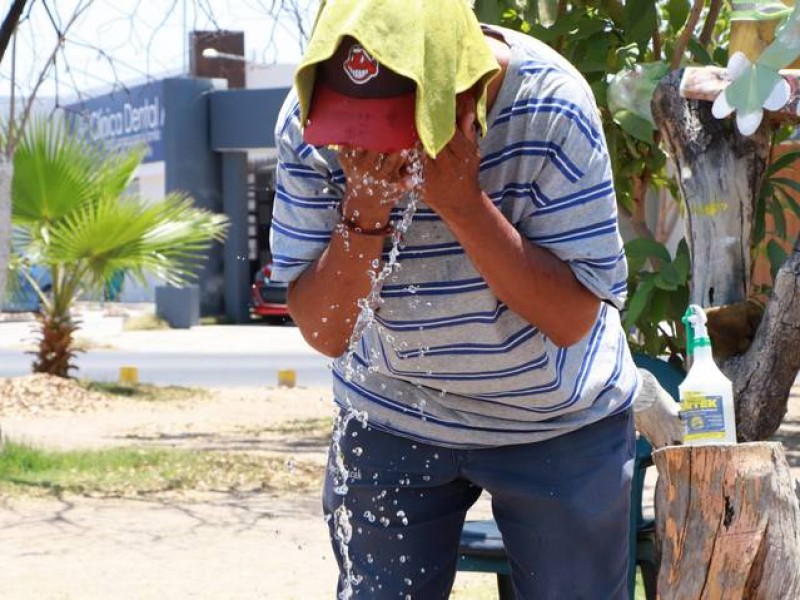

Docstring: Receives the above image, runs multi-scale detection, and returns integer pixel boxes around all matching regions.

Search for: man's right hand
[337,147,415,230]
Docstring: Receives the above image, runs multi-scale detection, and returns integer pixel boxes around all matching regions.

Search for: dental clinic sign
[65,81,165,163]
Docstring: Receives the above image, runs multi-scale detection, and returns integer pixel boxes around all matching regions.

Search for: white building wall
[119,161,166,303]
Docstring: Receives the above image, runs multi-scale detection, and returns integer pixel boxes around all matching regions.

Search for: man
[270,1,640,597]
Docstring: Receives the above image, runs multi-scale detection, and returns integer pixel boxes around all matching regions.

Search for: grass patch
[80,380,209,402]
[0,440,322,497]
[71,337,115,351]
[123,313,170,331]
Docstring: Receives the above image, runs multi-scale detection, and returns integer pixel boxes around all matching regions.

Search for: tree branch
[724,238,800,441]
[699,0,722,49]
[13,0,94,155]
[670,0,704,71]
[0,0,29,65]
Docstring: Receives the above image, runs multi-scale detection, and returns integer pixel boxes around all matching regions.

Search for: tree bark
[652,70,800,440]
[653,443,800,599]
[0,0,28,66]
[724,239,800,441]
[652,69,770,307]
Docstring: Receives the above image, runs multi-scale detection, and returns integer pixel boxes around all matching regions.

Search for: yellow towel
[294,0,501,157]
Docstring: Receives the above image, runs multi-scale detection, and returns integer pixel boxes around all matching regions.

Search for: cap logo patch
[343,44,379,85]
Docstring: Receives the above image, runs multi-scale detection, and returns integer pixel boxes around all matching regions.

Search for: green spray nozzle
[682,304,710,356]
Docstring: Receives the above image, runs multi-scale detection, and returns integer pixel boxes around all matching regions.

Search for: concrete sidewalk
[0,303,316,356]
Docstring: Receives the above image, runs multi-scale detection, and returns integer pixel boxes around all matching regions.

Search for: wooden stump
[653,442,800,599]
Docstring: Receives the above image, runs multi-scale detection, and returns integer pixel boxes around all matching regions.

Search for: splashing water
[331,148,425,599]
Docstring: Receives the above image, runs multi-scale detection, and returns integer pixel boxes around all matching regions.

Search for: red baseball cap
[303,37,419,153]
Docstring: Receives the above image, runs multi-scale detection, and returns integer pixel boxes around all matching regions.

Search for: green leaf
[667,283,690,322]
[12,119,99,224]
[527,13,591,42]
[614,43,641,70]
[713,47,729,67]
[767,150,800,176]
[654,269,679,291]
[687,37,713,65]
[773,181,800,218]
[772,176,800,197]
[672,250,690,282]
[624,0,657,50]
[624,277,655,330]
[766,240,787,280]
[474,0,503,25]
[612,110,654,142]
[648,288,671,323]
[624,238,671,263]
[768,199,787,239]
[573,34,611,73]
[661,260,684,286]
[666,0,690,31]
[11,118,229,308]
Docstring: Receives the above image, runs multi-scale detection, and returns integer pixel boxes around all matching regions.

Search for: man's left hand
[421,94,484,218]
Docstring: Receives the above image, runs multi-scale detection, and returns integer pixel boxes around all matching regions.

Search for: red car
[250,263,291,321]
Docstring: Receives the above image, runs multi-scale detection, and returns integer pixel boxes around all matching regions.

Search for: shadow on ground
[114,431,332,455]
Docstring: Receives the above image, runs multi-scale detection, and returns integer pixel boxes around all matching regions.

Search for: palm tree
[10,120,228,377]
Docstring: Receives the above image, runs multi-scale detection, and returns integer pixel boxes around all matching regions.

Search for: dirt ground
[0,379,496,599]
[0,376,797,599]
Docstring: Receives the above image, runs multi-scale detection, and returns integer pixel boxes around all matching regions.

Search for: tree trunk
[652,70,800,441]
[652,69,770,308]
[653,443,800,599]
[725,239,800,440]
[0,162,12,306]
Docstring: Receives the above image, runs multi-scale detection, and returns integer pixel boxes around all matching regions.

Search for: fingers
[338,147,409,179]
[338,146,416,203]
[437,121,479,166]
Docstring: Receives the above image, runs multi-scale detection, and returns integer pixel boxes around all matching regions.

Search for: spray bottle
[679,304,737,445]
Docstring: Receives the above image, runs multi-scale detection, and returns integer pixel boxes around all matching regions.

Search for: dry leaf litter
[0,375,110,416]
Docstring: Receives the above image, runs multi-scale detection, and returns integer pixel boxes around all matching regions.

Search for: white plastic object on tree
[678,305,738,445]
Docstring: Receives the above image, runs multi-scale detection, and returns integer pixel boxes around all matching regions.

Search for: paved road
[0,349,332,388]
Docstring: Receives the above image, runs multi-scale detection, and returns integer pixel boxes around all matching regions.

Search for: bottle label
[681,392,726,441]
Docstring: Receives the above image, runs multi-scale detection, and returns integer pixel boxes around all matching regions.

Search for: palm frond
[11,119,100,224]
[94,144,148,200]
[46,192,228,290]
[10,117,229,378]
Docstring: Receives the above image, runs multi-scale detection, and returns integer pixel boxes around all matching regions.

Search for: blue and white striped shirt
[270,26,639,448]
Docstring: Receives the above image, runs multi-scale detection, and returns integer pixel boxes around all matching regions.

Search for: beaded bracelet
[337,202,395,237]
[339,217,395,237]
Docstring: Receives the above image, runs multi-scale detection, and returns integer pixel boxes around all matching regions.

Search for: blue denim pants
[322,409,635,599]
